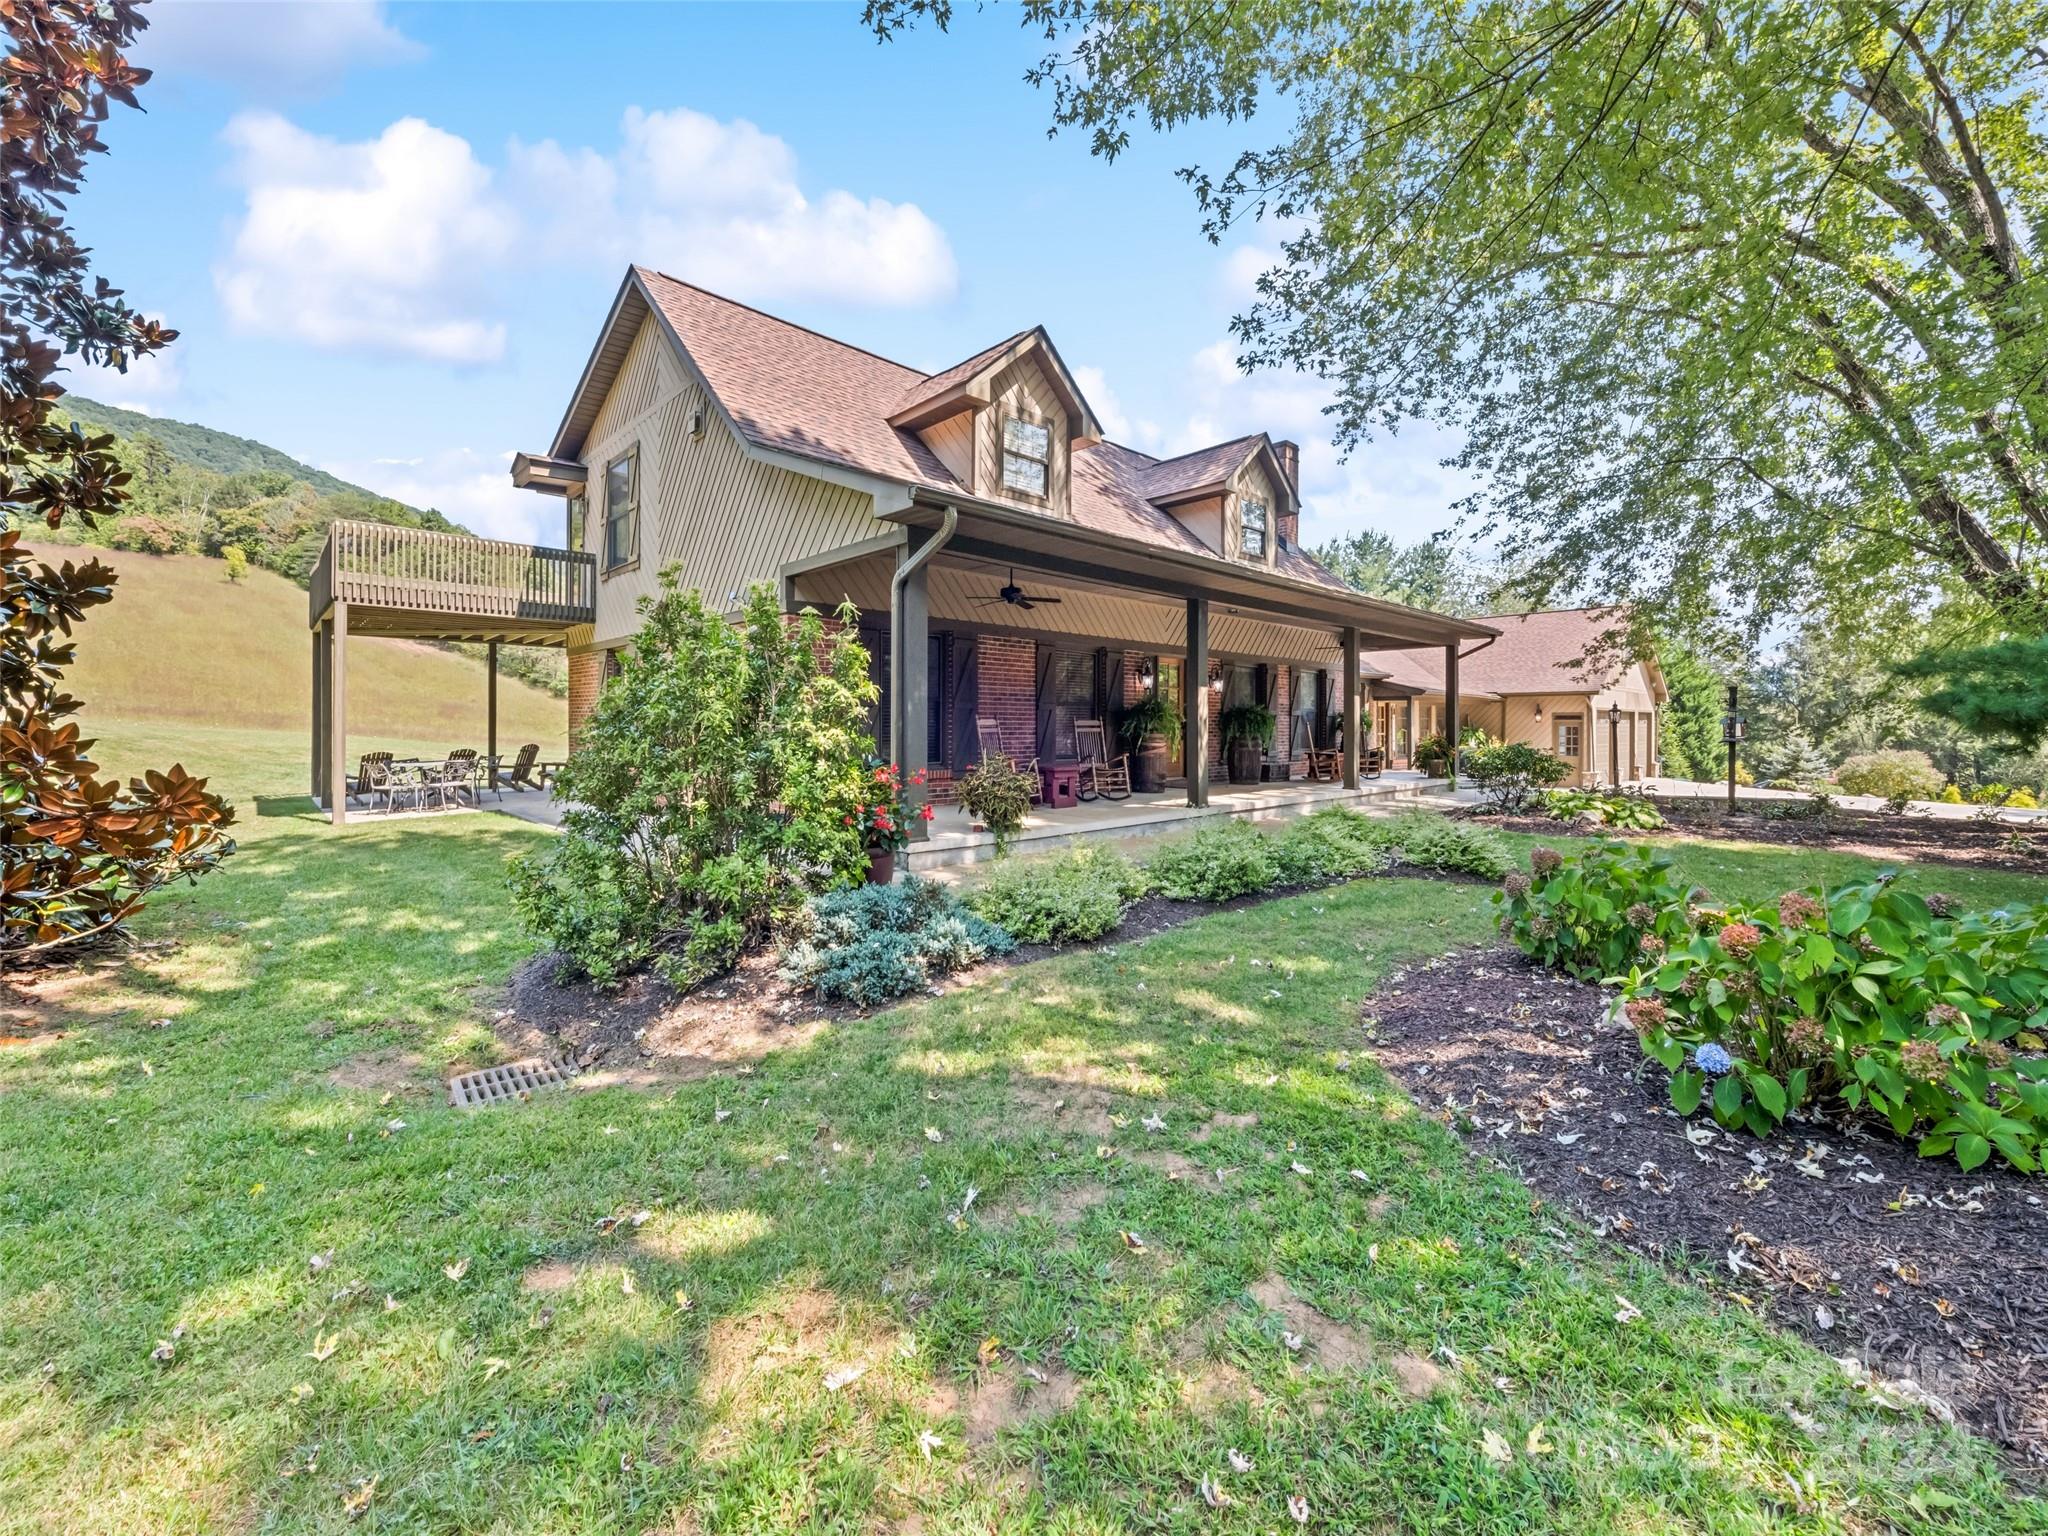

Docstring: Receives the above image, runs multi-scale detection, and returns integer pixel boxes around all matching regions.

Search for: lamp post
[1606,702,1622,789]
[1721,684,1746,812]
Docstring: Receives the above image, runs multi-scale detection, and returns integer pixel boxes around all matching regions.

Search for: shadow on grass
[0,835,2032,1533]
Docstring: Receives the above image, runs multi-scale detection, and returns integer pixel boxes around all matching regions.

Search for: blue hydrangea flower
[1693,1043,1734,1075]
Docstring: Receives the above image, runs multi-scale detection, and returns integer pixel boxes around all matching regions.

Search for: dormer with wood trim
[888,328,1101,519]
[1131,433,1298,569]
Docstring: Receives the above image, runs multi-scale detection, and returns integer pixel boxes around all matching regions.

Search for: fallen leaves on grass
[443,1258,470,1283]
[1479,1428,1515,1464]
[308,1332,339,1363]
[342,1477,376,1519]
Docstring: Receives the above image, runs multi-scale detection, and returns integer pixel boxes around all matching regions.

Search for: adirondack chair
[349,751,395,811]
[975,717,1042,805]
[495,742,542,792]
[1074,719,1131,801]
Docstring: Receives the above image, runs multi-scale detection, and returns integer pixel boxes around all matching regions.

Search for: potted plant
[1414,733,1448,777]
[853,760,930,883]
[958,754,1035,856]
[1120,694,1183,793]
[1219,701,1275,784]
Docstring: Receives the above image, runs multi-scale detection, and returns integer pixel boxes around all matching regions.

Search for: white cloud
[63,318,185,413]
[216,112,516,364]
[325,447,550,546]
[510,107,958,308]
[140,0,421,96]
[1072,364,1162,450]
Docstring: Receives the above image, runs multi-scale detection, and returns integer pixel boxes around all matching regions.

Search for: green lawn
[5,739,2046,1533]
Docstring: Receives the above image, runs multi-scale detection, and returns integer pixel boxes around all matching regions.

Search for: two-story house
[503,267,1492,825]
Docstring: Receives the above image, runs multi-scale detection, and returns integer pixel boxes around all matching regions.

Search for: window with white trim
[1000,416,1051,498]
[1240,499,1268,558]
[603,447,638,571]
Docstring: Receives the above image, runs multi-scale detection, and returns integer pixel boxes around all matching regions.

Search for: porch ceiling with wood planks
[793,550,1392,671]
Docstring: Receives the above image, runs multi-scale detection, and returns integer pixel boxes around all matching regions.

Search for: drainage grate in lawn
[448,1058,575,1109]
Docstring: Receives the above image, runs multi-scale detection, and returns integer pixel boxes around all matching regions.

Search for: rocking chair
[975,717,1043,805]
[1301,718,1342,783]
[1074,719,1132,801]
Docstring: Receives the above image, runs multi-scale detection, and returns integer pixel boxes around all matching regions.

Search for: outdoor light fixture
[1533,702,1543,721]
[1606,702,1624,790]
[1607,703,1622,727]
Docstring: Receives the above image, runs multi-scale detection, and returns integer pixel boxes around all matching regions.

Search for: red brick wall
[976,635,1037,760]
[567,646,606,745]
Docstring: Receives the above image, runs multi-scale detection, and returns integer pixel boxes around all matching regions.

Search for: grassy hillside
[58,394,409,506]
[28,541,567,797]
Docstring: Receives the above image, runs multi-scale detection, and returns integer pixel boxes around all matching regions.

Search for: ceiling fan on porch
[971,568,1063,611]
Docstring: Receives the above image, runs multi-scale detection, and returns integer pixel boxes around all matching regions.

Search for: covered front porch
[908,771,1448,872]
[784,495,1496,839]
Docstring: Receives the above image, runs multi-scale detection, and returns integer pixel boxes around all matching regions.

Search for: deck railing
[310,519,596,626]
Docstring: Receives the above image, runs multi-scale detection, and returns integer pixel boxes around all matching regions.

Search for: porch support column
[328,601,349,826]
[1185,598,1210,808]
[891,531,933,840]
[1407,697,1417,767]
[1341,626,1361,790]
[311,621,327,802]
[1443,643,1461,783]
[486,641,499,781]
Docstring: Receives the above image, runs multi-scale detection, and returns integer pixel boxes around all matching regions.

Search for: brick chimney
[1273,439,1301,549]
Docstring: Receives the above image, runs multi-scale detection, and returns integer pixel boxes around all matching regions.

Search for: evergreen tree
[1894,638,2048,749]
[1657,646,1723,782]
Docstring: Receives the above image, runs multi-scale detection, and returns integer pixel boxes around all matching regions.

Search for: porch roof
[881,494,1494,652]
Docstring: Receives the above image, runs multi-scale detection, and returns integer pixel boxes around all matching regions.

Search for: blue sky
[68,0,1474,550]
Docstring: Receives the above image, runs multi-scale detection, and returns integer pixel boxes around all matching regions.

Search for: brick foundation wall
[567,646,607,744]
[976,635,1036,759]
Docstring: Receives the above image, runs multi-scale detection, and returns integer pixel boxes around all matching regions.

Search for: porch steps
[905,776,1453,874]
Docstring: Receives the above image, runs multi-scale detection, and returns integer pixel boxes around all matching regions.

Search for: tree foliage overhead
[1308,528,1503,615]
[3,1,233,962]
[868,1,2048,640]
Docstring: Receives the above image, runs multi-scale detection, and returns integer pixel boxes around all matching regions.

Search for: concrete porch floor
[908,771,1450,873]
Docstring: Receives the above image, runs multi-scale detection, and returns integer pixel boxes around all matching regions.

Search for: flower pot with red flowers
[852,759,933,883]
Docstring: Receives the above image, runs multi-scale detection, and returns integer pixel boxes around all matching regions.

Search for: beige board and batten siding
[918,411,975,490]
[972,351,1071,516]
[580,316,890,646]
[1229,454,1282,568]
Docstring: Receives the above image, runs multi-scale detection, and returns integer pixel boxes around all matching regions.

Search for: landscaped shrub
[1493,839,1697,979]
[779,878,1014,1004]
[1836,750,1943,803]
[958,754,1036,855]
[965,847,1150,944]
[2010,787,2040,809]
[1970,781,2011,805]
[1623,879,2048,1171]
[1544,788,1667,830]
[1270,807,1396,884]
[1379,813,1515,880]
[1147,821,1280,902]
[1940,783,1965,804]
[1464,741,1571,813]
[508,579,876,989]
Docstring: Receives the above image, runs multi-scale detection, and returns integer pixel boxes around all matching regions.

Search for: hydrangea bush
[1493,840,1697,979]
[1499,842,2048,1171]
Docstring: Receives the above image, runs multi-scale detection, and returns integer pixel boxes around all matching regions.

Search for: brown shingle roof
[637,267,962,489]
[1131,434,1263,501]
[890,330,1034,417]
[1362,607,1648,696]
[628,268,1357,588]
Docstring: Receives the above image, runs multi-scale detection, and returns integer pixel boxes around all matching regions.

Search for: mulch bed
[1459,801,2048,873]
[1368,947,2048,1464]
[496,891,1305,1076]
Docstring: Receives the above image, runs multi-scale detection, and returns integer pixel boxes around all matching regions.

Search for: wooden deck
[309,519,595,643]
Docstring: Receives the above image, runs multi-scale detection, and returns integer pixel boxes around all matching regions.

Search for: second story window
[1240,499,1268,558]
[604,447,638,571]
[1000,416,1051,498]
[566,493,586,555]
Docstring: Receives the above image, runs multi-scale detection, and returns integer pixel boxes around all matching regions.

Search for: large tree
[3,1,233,961]
[868,1,2048,643]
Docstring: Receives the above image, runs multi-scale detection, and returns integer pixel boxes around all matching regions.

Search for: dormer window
[1241,499,1268,558]
[1001,415,1051,499]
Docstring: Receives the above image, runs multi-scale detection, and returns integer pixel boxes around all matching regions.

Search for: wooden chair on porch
[1301,718,1341,783]
[1074,720,1131,801]
[495,743,542,793]
[975,718,1043,805]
